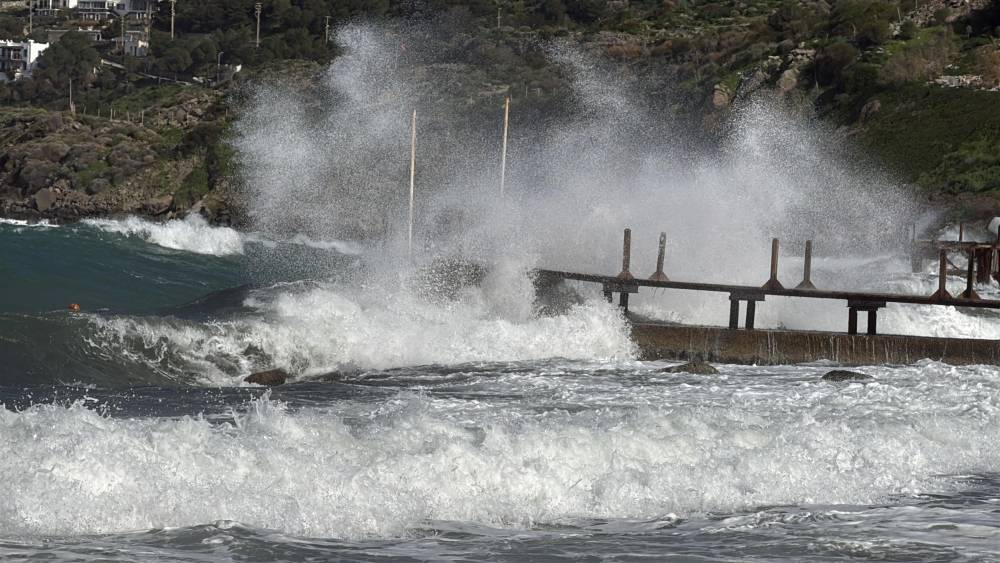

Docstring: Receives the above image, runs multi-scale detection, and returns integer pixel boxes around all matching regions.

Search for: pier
[535,228,1000,366]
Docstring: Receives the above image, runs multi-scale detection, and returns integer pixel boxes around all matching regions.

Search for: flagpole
[499,97,509,198]
[408,109,416,258]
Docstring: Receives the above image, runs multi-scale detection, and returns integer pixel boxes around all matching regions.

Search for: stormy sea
[5,24,1000,562]
[3,211,1000,562]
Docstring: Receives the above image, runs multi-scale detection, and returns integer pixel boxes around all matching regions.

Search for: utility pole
[496,6,501,30]
[255,2,262,48]
[68,79,75,115]
[27,0,32,35]
[324,15,330,43]
[169,0,176,39]
[216,50,223,84]
[121,14,126,55]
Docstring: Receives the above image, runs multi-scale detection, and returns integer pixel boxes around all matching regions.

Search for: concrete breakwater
[631,323,1000,366]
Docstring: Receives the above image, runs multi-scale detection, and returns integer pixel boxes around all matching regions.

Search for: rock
[33,188,58,212]
[822,370,873,382]
[661,360,719,375]
[143,194,173,215]
[777,67,799,94]
[19,159,60,193]
[245,368,289,386]
[86,178,111,195]
[711,83,732,109]
[859,99,881,123]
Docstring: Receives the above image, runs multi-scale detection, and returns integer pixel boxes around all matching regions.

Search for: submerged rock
[822,370,872,382]
[245,368,289,386]
[661,361,719,375]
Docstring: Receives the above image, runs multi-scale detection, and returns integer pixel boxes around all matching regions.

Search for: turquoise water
[3,217,1000,562]
[0,221,243,315]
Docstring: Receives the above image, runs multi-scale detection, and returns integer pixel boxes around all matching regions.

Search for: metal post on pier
[847,299,885,335]
[796,240,816,289]
[959,223,965,243]
[649,232,669,282]
[611,228,638,314]
[930,249,952,301]
[994,228,1000,284]
[617,228,634,281]
[976,248,992,284]
[962,249,981,300]
[762,238,784,290]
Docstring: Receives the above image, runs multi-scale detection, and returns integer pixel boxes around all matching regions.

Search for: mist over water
[6,20,1000,562]
[232,22,929,339]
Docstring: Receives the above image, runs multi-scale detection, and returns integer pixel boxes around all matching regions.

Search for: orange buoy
[68,303,81,312]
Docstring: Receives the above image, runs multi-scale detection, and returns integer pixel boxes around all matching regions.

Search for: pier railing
[535,228,1000,336]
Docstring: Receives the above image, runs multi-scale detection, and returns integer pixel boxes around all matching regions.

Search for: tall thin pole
[499,96,509,198]
[408,109,416,257]
[170,0,176,39]
[255,2,262,48]
[324,15,330,43]
[27,0,32,35]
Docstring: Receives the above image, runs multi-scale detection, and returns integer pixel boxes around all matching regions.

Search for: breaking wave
[83,215,246,256]
[3,361,1000,538]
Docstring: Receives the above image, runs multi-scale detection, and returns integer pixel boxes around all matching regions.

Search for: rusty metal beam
[762,238,784,290]
[649,232,669,282]
[795,240,816,290]
[534,268,1000,309]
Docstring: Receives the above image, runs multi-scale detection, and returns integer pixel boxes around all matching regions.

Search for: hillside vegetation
[1,0,999,222]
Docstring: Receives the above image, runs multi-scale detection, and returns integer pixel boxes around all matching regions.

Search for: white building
[77,0,115,20]
[0,40,49,80]
[77,0,152,21]
[32,0,78,16]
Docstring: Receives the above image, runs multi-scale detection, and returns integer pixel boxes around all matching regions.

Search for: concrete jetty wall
[631,323,1000,366]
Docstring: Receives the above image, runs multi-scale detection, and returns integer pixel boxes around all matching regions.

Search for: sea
[2,215,1000,562]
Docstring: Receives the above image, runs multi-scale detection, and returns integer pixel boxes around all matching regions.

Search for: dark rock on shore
[245,368,290,386]
[661,360,719,375]
[822,370,873,382]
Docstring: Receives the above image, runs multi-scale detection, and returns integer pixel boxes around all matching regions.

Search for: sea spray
[85,279,636,385]
[232,22,923,338]
[83,215,246,256]
[3,362,1000,538]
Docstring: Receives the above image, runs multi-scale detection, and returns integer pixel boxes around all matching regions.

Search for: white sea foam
[85,276,635,385]
[3,362,999,538]
[0,218,57,228]
[83,215,245,256]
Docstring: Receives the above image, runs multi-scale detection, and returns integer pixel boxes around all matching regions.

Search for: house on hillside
[116,0,153,19]
[47,27,103,43]
[76,0,152,21]
[0,40,49,80]
[76,0,114,19]
[32,0,78,16]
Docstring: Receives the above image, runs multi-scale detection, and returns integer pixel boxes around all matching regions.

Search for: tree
[33,32,100,90]
[156,46,193,76]
[814,40,858,87]
[829,0,895,47]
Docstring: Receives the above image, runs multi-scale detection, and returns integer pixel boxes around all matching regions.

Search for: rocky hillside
[0,90,241,224]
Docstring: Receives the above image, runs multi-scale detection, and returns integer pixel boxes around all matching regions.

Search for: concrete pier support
[632,323,1000,366]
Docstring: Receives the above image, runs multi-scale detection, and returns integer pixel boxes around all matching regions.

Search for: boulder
[245,368,289,386]
[33,187,58,212]
[822,370,872,382]
[142,194,173,215]
[859,99,882,123]
[86,178,111,195]
[19,159,60,193]
[777,67,799,94]
[661,360,719,375]
[711,83,732,109]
